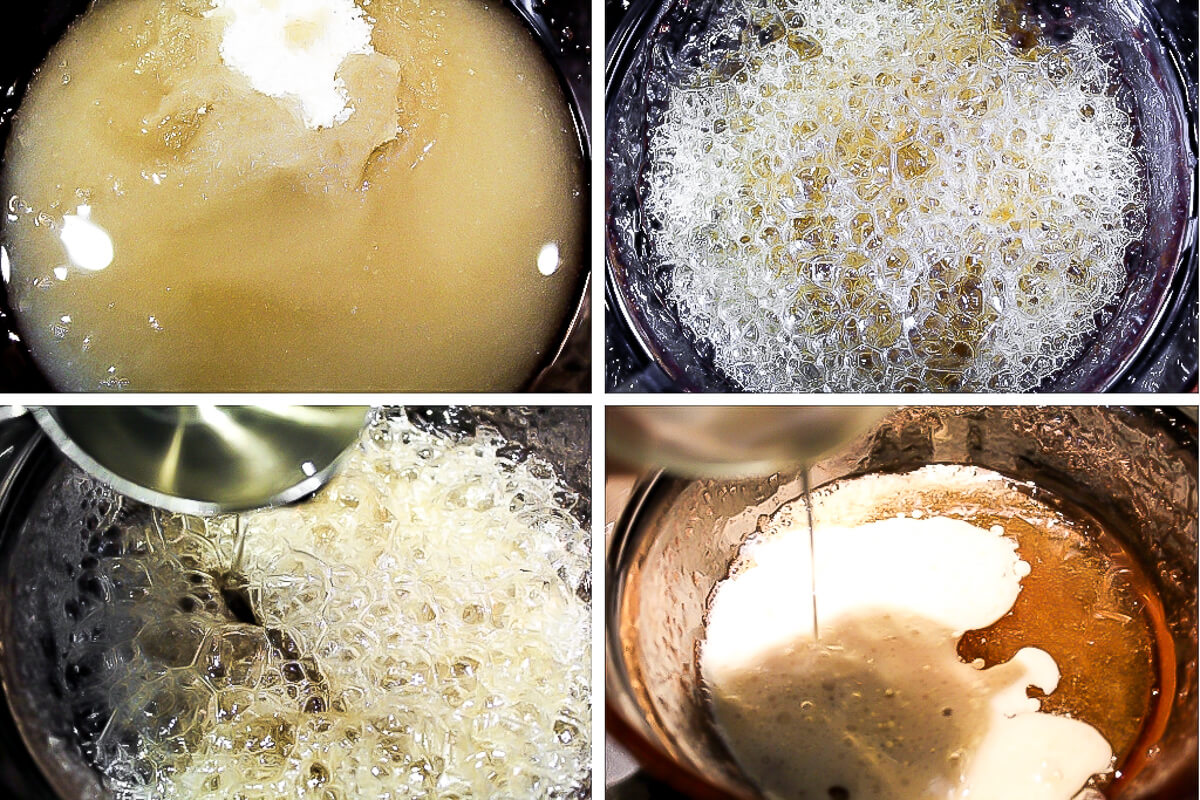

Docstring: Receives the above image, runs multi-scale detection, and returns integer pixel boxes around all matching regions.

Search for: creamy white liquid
[702,468,1113,799]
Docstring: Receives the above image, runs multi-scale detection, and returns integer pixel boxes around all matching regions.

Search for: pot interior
[1,406,591,798]
[609,407,1197,798]
[605,0,1195,392]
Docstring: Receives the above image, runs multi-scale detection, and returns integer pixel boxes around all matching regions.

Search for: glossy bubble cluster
[644,0,1144,391]
[35,410,590,799]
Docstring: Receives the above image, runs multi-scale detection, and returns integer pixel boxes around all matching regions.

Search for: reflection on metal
[32,405,369,515]
[607,406,890,478]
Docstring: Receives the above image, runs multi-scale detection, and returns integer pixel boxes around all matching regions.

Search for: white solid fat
[207,0,375,129]
[701,512,1114,800]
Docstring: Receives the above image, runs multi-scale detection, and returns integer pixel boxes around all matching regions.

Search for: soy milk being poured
[702,466,1116,799]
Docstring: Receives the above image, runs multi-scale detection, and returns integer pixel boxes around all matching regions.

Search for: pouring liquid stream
[231,514,246,574]
[219,513,259,627]
[801,465,818,640]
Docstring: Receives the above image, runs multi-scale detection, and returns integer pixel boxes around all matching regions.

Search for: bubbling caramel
[25,411,591,798]
[2,0,584,390]
[645,0,1144,391]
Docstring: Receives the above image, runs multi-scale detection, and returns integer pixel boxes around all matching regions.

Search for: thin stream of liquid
[230,513,246,574]
[801,465,818,640]
[217,513,257,627]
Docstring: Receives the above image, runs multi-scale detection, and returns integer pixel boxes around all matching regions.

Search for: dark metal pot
[605,0,1197,393]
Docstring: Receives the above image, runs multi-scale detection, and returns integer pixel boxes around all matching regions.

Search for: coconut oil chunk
[1,0,584,390]
[208,0,377,129]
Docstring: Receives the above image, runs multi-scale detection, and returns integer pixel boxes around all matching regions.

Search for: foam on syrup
[702,467,1114,799]
[19,410,591,798]
[645,0,1144,391]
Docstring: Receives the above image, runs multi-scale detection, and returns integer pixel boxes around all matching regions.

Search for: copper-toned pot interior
[607,407,1197,799]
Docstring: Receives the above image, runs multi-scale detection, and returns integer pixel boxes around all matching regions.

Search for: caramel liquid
[953,490,1170,792]
[2,0,585,390]
[843,473,1168,791]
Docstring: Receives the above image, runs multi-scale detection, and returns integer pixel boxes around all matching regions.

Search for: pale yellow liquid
[2,0,585,390]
